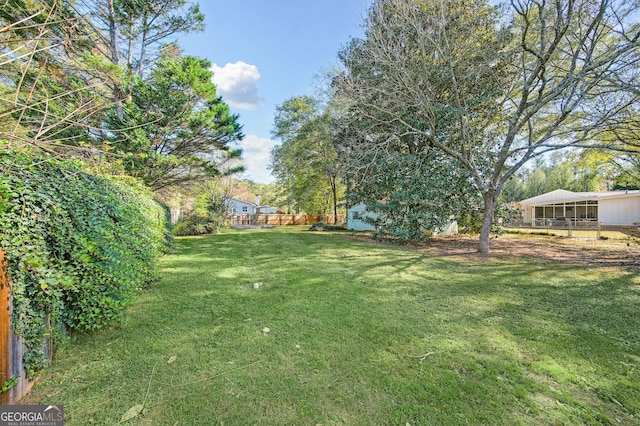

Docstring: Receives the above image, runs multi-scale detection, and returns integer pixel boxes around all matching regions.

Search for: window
[242,206,248,213]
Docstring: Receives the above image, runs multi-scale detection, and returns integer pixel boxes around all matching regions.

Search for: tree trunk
[106,0,124,119]
[331,176,338,224]
[106,0,123,119]
[479,189,498,254]
[126,21,134,69]
[137,13,148,77]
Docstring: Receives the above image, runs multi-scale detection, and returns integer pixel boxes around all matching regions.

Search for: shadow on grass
[23,228,640,425]
[165,230,640,423]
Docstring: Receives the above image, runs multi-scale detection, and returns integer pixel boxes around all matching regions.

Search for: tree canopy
[1,0,246,193]
[270,96,343,218]
[333,0,640,252]
[0,0,109,149]
[107,54,244,190]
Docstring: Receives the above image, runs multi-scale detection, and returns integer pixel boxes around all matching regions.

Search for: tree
[500,153,608,202]
[270,96,343,219]
[66,0,204,121]
[334,0,640,253]
[0,0,205,152]
[353,151,481,241]
[99,0,205,77]
[0,0,112,150]
[106,54,244,190]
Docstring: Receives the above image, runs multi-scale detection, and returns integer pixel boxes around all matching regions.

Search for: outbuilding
[347,203,377,231]
[346,203,458,235]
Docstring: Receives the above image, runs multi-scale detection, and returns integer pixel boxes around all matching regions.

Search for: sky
[180,0,373,183]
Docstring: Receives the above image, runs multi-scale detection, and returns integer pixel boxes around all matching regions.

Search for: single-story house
[518,189,640,227]
[347,203,458,235]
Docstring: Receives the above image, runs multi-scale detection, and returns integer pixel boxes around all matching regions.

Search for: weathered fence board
[0,248,38,404]
[0,248,10,404]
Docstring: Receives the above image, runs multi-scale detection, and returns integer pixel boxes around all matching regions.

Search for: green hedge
[0,149,172,376]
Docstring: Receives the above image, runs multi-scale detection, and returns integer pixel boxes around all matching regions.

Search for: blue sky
[181,0,373,183]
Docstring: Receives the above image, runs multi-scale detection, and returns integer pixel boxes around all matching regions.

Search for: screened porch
[531,200,598,227]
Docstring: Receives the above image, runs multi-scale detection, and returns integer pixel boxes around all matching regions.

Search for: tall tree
[611,155,640,189]
[0,0,205,152]
[500,153,608,202]
[111,0,204,76]
[0,0,111,149]
[106,54,244,190]
[74,0,204,118]
[334,0,640,253]
[270,96,343,219]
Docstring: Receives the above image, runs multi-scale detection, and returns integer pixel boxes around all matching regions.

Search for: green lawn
[24,227,640,425]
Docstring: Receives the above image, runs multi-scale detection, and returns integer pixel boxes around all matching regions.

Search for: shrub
[173,192,228,236]
[0,149,172,376]
[309,222,347,232]
[173,211,224,236]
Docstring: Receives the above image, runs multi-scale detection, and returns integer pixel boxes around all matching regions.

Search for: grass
[23,227,640,425]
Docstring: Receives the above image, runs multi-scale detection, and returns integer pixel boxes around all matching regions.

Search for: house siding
[347,204,377,231]
[599,197,640,225]
[226,198,255,214]
[257,206,278,214]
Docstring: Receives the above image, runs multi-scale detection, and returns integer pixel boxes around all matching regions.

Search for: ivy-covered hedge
[0,149,172,376]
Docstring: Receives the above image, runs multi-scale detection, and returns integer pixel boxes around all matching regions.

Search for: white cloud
[211,62,263,110]
[239,134,277,183]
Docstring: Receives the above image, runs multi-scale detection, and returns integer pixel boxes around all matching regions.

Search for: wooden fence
[229,214,343,227]
[0,248,39,404]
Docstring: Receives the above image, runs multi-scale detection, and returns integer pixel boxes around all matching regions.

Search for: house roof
[519,189,640,206]
[226,197,256,206]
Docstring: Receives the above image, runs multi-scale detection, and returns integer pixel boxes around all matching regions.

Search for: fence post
[566,219,572,237]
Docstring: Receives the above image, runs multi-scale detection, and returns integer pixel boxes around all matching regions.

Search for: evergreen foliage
[173,191,228,236]
[107,54,244,190]
[0,148,172,376]
[352,153,479,242]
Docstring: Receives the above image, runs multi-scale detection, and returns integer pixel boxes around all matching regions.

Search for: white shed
[347,203,377,231]
[347,203,458,235]
[519,189,640,226]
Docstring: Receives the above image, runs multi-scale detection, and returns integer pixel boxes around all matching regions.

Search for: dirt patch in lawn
[346,232,640,271]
